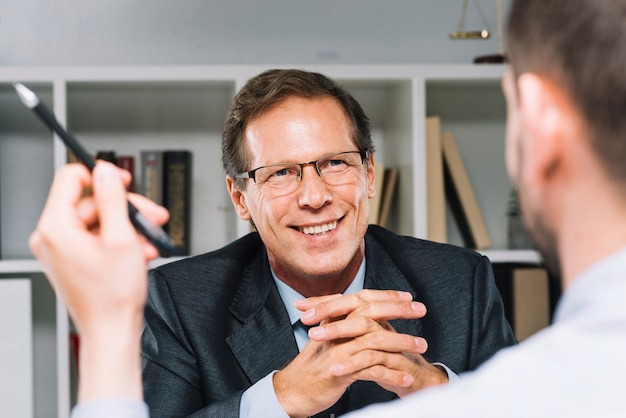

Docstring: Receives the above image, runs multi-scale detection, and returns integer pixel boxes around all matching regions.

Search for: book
[441,131,491,250]
[493,265,551,341]
[95,150,118,165]
[425,116,447,243]
[140,150,164,205]
[368,160,386,225]
[117,155,136,192]
[70,332,80,373]
[163,150,192,256]
[378,167,399,228]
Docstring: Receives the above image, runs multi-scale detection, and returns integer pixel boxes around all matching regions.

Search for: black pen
[14,82,174,258]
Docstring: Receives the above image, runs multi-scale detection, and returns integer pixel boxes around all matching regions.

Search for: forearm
[78,310,144,402]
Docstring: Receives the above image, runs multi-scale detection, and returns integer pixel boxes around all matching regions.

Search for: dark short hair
[507,0,626,183]
[221,69,374,189]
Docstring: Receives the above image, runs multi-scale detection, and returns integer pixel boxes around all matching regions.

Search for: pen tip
[14,82,39,109]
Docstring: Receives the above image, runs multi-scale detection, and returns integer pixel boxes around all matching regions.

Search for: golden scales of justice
[449,0,507,63]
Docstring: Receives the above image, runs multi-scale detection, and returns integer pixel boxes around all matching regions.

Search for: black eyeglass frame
[233,150,369,183]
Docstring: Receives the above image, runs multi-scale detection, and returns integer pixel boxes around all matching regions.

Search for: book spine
[95,150,118,165]
[443,158,476,248]
[163,150,192,256]
[140,151,164,205]
[117,155,136,193]
[378,167,398,228]
[425,116,447,243]
[441,131,491,250]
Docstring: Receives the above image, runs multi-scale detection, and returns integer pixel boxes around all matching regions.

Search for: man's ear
[226,177,252,220]
[367,153,376,199]
[516,73,568,184]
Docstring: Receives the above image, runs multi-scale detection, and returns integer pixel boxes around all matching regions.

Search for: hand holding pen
[29,162,164,402]
[14,83,174,257]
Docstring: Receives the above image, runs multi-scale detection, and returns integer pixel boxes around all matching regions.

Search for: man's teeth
[300,221,338,235]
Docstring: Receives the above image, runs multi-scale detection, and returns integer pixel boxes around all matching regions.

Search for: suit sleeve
[142,269,241,418]
[467,256,517,370]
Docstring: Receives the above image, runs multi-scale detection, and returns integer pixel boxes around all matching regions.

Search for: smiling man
[141,69,515,418]
[342,1,626,417]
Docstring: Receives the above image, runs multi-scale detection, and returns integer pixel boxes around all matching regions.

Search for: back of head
[507,0,626,185]
[221,69,374,187]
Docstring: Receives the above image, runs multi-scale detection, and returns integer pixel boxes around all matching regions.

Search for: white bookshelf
[0,64,540,417]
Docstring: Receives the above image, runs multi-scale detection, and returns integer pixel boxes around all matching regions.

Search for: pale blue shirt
[346,246,626,418]
[70,398,149,418]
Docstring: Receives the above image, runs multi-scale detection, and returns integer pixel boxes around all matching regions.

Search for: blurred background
[1,0,511,66]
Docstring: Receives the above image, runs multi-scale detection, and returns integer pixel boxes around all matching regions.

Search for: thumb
[92,161,133,240]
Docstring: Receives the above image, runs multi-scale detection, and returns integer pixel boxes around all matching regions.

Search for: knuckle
[315,300,331,317]
[368,365,386,380]
[366,330,387,347]
[402,301,415,315]
[355,316,373,330]
[361,349,378,365]
[356,288,372,300]
[36,223,57,247]
[347,293,363,306]
[323,321,338,335]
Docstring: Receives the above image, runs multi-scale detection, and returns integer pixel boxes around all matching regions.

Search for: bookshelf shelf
[0,259,42,274]
[0,64,520,417]
[481,249,542,265]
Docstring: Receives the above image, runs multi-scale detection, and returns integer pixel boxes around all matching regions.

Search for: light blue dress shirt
[346,246,626,418]
[71,398,149,418]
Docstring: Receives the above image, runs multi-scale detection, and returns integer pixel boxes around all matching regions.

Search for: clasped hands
[273,289,448,418]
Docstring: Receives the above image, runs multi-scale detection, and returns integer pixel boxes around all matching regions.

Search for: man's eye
[329,159,346,167]
[320,159,348,171]
[268,167,297,180]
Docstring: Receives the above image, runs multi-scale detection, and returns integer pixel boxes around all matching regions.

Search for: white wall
[1,0,511,66]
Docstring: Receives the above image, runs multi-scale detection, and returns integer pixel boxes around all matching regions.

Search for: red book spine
[117,155,136,192]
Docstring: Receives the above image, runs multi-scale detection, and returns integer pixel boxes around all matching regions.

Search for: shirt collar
[554,245,626,323]
[273,256,366,326]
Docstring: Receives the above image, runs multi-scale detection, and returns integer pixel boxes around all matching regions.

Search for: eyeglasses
[234,150,368,195]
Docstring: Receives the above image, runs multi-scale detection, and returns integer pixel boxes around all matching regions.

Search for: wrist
[77,313,144,402]
[431,363,450,384]
[273,370,308,418]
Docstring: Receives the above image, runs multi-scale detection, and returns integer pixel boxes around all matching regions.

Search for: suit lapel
[364,235,423,338]
[225,250,299,384]
[344,236,424,408]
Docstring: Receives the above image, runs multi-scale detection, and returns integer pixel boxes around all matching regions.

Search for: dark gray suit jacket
[142,225,516,417]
